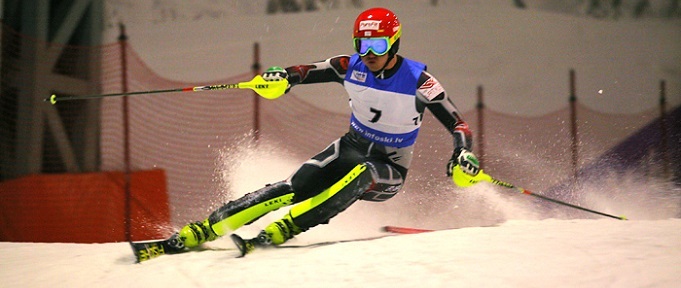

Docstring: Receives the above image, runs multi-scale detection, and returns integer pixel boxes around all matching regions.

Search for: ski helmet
[353,7,401,57]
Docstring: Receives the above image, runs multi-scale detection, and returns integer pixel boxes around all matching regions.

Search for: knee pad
[360,161,404,202]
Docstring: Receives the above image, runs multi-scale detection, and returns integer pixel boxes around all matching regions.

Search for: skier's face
[360,52,392,72]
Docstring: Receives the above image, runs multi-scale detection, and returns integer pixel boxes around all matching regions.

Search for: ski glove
[447,147,480,177]
[262,66,291,93]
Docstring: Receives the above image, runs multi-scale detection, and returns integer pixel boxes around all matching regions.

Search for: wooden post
[569,69,579,180]
[252,42,262,142]
[659,80,669,179]
[119,23,132,242]
[477,85,485,169]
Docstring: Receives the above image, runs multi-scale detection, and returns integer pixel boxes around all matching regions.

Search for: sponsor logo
[351,71,367,82]
[359,20,381,31]
[387,151,402,162]
[418,78,445,101]
[264,198,281,207]
[138,244,164,261]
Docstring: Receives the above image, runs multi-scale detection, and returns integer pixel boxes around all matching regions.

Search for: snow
[3,142,680,287]
[2,218,680,287]
[3,164,681,287]
[5,149,680,287]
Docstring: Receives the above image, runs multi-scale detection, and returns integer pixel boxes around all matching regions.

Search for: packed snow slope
[4,150,681,287]
[3,137,680,287]
[2,218,680,287]
[3,165,681,287]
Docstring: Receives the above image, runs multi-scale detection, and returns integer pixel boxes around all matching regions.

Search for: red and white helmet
[353,7,402,56]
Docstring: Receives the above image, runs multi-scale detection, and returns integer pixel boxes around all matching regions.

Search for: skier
[169,7,479,254]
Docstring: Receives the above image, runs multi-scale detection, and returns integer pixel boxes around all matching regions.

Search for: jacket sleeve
[415,71,473,151]
[284,55,350,88]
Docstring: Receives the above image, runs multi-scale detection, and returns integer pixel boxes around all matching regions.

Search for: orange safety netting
[1,23,670,241]
[99,44,660,227]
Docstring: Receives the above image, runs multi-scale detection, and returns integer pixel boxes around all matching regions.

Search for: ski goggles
[353,37,391,56]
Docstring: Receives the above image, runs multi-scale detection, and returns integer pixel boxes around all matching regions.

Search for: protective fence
[1,25,674,242]
[97,42,667,228]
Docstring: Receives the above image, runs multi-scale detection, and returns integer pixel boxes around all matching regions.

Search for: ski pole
[451,165,628,220]
[45,75,288,104]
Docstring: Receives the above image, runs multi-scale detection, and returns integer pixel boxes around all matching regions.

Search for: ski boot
[178,219,219,248]
[230,214,302,257]
[130,220,218,262]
